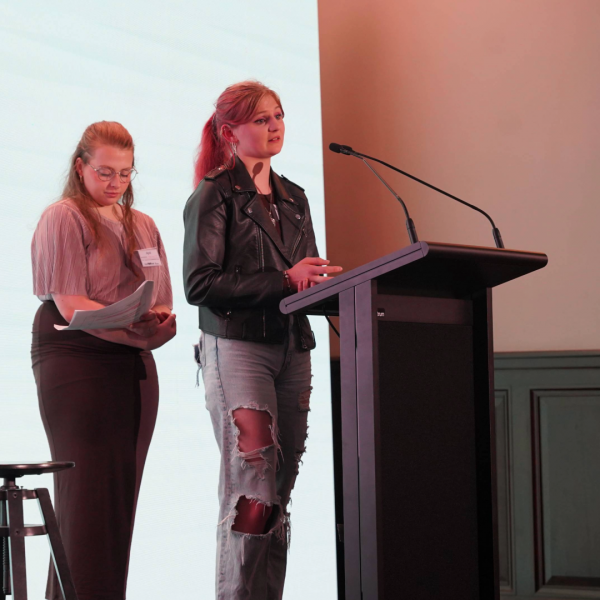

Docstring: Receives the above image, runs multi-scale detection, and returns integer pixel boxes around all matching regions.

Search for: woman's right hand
[145,314,177,350]
[287,257,343,292]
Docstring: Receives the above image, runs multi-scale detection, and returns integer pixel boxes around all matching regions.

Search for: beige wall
[319,0,600,353]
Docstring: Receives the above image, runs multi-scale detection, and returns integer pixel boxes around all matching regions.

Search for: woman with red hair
[183,81,342,599]
[31,121,176,600]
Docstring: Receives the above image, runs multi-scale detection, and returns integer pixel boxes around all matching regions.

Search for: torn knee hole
[231,496,276,535]
[232,407,275,452]
[231,406,280,475]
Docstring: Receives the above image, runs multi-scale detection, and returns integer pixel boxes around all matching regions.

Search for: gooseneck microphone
[329,143,355,156]
[329,143,505,248]
[329,144,419,244]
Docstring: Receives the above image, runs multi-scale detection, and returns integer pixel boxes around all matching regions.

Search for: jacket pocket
[298,315,317,351]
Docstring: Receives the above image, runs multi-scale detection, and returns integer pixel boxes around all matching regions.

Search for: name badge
[137,247,162,267]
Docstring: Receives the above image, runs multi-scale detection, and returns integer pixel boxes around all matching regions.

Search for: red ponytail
[193,81,283,187]
[193,114,227,188]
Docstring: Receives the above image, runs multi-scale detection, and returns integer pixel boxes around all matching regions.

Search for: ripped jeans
[197,322,312,600]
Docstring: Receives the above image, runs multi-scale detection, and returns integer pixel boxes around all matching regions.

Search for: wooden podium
[280,241,548,600]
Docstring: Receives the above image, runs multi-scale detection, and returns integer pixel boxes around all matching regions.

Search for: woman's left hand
[129,311,160,337]
[154,311,171,324]
[145,314,177,350]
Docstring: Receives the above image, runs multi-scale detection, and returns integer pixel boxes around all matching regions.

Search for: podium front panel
[339,282,499,600]
[377,320,480,599]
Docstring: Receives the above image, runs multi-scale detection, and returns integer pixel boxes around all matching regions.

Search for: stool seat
[0,462,75,479]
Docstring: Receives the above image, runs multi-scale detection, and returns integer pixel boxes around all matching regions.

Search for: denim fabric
[198,320,312,600]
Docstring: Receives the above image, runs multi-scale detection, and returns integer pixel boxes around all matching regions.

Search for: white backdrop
[0,1,337,597]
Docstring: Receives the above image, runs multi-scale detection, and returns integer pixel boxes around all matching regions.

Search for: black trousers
[31,301,159,600]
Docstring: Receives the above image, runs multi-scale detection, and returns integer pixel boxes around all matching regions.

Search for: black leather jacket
[183,159,319,349]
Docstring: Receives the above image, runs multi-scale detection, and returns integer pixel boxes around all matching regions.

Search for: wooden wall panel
[496,390,514,594]
[495,352,600,600]
[531,389,600,596]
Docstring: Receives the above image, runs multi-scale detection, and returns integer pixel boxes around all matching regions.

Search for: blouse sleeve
[31,203,89,298]
[154,227,173,310]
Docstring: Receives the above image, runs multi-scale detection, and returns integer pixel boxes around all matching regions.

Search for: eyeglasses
[87,164,138,183]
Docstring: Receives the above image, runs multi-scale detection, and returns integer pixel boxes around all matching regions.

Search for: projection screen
[0,1,336,597]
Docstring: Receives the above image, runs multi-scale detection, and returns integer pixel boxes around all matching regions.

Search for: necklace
[255,178,278,227]
[268,202,280,227]
[260,193,279,227]
[258,190,279,227]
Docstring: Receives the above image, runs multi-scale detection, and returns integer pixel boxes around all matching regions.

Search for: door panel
[495,352,600,600]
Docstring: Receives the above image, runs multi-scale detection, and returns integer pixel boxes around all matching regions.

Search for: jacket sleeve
[183,180,286,308]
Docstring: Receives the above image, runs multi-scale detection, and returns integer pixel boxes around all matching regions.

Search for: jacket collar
[229,159,305,265]
[271,171,297,206]
[226,157,256,193]
[227,158,298,205]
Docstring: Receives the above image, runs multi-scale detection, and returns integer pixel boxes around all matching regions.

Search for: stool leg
[6,490,27,599]
[0,498,9,600]
[36,489,78,600]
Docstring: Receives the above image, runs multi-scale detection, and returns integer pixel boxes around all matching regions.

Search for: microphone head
[329,143,355,155]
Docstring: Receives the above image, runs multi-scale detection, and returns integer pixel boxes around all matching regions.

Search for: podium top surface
[280,241,547,315]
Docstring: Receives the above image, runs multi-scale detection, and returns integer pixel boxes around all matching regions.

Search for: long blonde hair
[63,121,137,259]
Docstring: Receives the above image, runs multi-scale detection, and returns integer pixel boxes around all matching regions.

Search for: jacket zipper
[291,214,308,348]
[257,226,265,272]
[280,202,306,259]
[290,220,305,259]
[257,226,267,337]
[289,216,305,346]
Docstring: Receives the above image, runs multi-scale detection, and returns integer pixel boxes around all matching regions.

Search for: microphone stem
[357,152,504,248]
[359,157,419,244]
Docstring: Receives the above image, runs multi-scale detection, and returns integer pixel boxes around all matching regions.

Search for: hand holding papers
[54,281,155,331]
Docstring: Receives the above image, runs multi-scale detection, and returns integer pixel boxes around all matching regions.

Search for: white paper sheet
[54,280,155,331]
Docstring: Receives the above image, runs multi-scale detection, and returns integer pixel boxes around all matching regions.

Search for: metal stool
[0,462,77,600]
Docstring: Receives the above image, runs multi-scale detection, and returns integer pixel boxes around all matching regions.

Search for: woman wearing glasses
[31,121,176,600]
[183,81,342,599]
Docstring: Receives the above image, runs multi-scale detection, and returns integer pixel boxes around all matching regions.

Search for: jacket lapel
[272,173,305,258]
[231,162,303,265]
[242,196,292,264]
